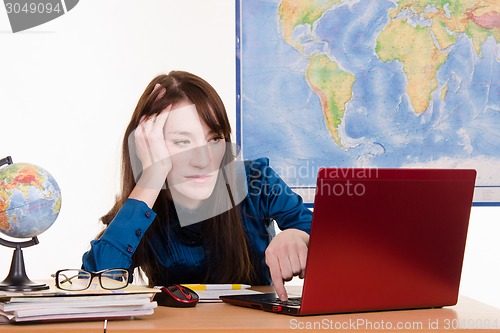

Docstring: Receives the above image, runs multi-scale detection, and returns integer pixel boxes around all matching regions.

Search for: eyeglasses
[52,268,129,291]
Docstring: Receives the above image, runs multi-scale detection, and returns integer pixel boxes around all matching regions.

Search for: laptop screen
[300,168,476,315]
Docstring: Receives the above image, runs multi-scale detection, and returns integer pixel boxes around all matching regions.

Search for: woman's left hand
[265,228,309,301]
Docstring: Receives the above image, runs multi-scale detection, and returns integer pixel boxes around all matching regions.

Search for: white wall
[1,0,499,309]
[0,0,236,287]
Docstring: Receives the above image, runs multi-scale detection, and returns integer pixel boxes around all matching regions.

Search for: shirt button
[145,211,152,218]
[135,229,142,237]
[127,246,133,253]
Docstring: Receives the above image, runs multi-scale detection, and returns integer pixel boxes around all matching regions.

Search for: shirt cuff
[100,198,156,257]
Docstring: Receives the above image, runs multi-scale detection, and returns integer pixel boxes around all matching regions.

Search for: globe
[0,162,62,239]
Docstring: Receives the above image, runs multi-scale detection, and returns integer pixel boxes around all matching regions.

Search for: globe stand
[0,236,49,291]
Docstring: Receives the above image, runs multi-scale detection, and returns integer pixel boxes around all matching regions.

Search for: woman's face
[164,101,226,208]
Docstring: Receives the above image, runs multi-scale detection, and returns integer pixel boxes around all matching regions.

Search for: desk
[2,287,500,333]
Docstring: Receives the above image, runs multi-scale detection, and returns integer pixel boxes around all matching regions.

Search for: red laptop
[220,168,477,315]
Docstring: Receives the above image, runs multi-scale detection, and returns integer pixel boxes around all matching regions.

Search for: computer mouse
[153,284,199,308]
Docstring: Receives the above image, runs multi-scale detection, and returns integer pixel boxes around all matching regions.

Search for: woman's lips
[185,174,212,183]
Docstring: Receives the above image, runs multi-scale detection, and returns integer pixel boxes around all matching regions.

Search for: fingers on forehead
[152,83,166,101]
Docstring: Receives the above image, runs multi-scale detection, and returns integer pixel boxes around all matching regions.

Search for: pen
[181,284,251,291]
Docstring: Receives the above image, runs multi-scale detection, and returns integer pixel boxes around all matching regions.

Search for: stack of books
[0,282,158,323]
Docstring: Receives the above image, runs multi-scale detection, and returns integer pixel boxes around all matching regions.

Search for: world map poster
[236,0,500,204]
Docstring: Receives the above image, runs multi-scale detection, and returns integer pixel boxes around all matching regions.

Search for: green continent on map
[276,0,500,151]
[278,0,355,146]
[278,0,341,51]
[376,20,448,114]
[306,54,355,148]
[376,0,500,114]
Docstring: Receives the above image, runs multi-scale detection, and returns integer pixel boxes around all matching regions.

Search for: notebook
[220,168,477,315]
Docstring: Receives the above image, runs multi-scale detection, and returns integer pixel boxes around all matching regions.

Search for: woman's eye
[173,139,190,146]
[209,136,224,144]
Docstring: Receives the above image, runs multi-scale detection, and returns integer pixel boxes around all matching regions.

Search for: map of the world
[237,0,500,203]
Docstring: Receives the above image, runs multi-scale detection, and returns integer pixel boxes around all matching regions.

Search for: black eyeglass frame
[52,268,129,291]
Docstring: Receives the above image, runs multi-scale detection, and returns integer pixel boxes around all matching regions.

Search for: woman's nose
[190,144,212,169]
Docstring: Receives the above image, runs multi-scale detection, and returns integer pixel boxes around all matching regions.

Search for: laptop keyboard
[272,297,302,306]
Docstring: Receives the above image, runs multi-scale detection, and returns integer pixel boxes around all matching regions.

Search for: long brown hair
[99,71,254,285]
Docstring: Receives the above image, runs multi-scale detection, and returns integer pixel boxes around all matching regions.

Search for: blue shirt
[82,158,312,285]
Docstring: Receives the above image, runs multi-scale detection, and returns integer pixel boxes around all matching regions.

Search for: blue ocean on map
[239,0,500,190]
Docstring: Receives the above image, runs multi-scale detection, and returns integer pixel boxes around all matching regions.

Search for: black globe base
[0,237,49,292]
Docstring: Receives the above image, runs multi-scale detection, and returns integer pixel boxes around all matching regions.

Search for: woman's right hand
[135,106,172,173]
[129,105,172,208]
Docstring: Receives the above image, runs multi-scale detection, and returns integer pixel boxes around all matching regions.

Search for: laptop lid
[300,168,476,315]
[221,168,476,316]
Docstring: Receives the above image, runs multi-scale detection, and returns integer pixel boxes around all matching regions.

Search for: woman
[82,71,311,300]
